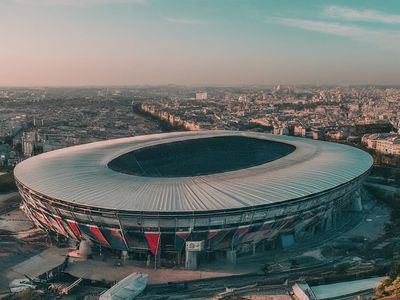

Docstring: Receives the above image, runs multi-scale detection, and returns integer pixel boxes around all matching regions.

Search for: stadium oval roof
[14,131,373,213]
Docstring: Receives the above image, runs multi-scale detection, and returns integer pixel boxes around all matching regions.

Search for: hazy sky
[1,0,400,86]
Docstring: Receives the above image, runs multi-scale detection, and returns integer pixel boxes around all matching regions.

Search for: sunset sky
[1,0,400,86]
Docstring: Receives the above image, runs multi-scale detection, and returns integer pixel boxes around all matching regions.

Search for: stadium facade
[14,131,373,268]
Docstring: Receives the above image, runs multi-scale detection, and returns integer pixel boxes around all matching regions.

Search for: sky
[0,0,400,86]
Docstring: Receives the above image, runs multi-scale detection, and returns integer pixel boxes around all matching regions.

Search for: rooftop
[14,131,373,213]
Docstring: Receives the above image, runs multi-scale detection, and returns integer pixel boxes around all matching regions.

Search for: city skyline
[1,0,400,86]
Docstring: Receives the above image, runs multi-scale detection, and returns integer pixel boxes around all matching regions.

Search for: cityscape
[1,86,399,167]
[1,1,400,300]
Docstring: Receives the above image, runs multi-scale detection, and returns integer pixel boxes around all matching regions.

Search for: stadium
[14,131,373,268]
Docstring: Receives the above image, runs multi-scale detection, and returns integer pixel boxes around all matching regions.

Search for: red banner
[207,230,219,240]
[110,228,124,239]
[175,231,191,251]
[67,219,82,240]
[207,228,233,250]
[232,225,251,247]
[176,231,191,239]
[101,228,128,251]
[89,225,111,247]
[58,217,79,239]
[145,232,161,255]
[46,214,68,236]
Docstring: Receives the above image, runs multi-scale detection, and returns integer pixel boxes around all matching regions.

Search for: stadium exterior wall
[15,169,369,257]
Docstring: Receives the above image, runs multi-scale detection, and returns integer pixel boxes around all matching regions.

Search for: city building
[21,131,37,157]
[293,125,307,137]
[195,92,207,100]
[362,133,400,155]
[273,126,290,135]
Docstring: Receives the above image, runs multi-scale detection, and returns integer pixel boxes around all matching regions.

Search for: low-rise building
[362,132,400,155]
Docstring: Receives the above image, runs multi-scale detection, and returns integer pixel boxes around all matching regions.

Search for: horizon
[2,83,400,89]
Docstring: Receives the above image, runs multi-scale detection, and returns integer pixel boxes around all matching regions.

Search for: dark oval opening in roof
[107,135,296,177]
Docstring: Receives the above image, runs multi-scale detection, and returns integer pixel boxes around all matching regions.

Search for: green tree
[389,261,400,280]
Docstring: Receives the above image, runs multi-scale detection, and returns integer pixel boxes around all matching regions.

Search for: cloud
[8,0,148,6]
[272,17,400,51]
[163,17,212,25]
[326,6,400,25]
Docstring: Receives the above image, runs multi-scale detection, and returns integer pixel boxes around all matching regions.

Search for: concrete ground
[0,192,19,205]
[340,203,388,242]
[65,258,236,284]
[6,247,67,282]
[0,192,47,295]
[0,209,35,233]
[236,295,292,300]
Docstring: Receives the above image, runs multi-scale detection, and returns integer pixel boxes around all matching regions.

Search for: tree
[4,135,12,145]
[389,261,400,280]
[335,262,350,274]
[15,142,22,155]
